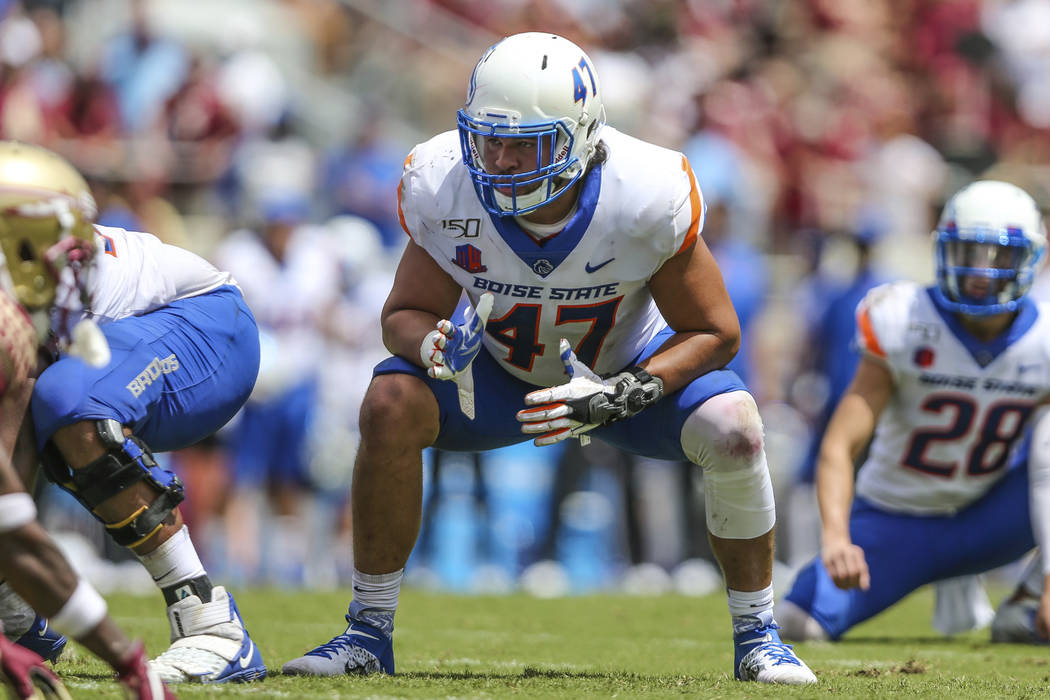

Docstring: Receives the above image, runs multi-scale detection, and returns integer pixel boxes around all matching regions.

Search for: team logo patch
[453,244,487,273]
[913,346,935,368]
[532,259,554,276]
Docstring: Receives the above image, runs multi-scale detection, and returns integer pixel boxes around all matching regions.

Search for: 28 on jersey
[854,281,1050,514]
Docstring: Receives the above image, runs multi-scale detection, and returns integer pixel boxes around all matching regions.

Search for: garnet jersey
[53,224,237,327]
[853,281,1050,515]
[0,289,36,400]
[397,126,704,387]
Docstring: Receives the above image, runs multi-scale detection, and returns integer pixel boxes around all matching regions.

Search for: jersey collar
[486,164,602,278]
[926,287,1039,367]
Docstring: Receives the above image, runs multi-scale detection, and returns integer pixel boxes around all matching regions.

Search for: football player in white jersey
[778,180,1050,644]
[282,32,815,685]
[0,143,174,698]
[0,141,266,684]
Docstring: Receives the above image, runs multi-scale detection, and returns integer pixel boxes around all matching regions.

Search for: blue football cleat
[734,613,817,684]
[149,586,266,683]
[281,614,394,676]
[15,615,67,664]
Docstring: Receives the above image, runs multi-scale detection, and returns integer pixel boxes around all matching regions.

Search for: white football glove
[420,292,494,419]
[65,318,111,368]
[517,338,664,446]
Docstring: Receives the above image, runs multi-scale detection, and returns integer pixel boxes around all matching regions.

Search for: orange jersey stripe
[856,306,886,358]
[676,156,702,255]
[397,153,413,238]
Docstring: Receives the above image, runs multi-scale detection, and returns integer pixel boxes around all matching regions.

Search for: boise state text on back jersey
[397,126,705,387]
[853,281,1050,515]
[53,224,237,327]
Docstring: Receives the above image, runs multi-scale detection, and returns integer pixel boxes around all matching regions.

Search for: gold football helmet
[0,141,97,310]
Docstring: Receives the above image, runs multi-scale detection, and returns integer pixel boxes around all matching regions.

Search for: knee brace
[41,419,184,548]
[680,391,776,540]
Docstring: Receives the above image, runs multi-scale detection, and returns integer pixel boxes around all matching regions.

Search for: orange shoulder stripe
[856,306,886,358]
[676,155,702,255]
[397,153,413,238]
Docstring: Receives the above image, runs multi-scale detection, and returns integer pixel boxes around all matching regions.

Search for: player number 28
[902,394,1033,477]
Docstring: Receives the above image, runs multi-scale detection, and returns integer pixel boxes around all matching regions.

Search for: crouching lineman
[778,180,1050,645]
[282,33,816,684]
[0,148,173,697]
[0,141,266,684]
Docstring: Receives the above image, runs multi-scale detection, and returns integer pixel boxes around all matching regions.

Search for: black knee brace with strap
[41,419,185,548]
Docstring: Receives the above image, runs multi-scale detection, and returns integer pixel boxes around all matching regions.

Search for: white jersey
[53,224,237,327]
[854,281,1050,514]
[397,127,705,387]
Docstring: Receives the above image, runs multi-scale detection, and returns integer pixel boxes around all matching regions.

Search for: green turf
[53,586,1049,698]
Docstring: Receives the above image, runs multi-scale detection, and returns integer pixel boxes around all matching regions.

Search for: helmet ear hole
[18,239,34,262]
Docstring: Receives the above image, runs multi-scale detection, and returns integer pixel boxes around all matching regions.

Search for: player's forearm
[638,328,738,395]
[381,308,446,367]
[816,440,856,545]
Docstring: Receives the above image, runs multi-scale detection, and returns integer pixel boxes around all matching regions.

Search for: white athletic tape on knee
[0,493,37,532]
[51,579,108,639]
[680,391,776,539]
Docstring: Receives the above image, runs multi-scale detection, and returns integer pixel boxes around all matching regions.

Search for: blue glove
[420,292,494,380]
[420,292,494,419]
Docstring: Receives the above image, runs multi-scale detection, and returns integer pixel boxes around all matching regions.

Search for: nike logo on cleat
[347,628,380,641]
[737,633,773,646]
[585,257,615,273]
[238,640,255,669]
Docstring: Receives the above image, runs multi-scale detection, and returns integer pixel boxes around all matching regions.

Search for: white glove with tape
[517,338,664,446]
[420,292,494,419]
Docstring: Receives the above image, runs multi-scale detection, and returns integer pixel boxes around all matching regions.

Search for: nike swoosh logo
[585,257,615,273]
[457,333,481,358]
[238,639,255,669]
[37,620,48,637]
[347,627,380,641]
[737,633,773,647]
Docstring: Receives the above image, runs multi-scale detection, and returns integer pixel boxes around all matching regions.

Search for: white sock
[351,568,403,611]
[349,568,403,636]
[728,585,775,633]
[136,525,207,588]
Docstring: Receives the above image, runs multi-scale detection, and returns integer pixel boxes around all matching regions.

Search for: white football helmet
[457,32,606,217]
[932,180,1046,315]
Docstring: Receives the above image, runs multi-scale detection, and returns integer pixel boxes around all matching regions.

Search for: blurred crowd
[6,0,1050,595]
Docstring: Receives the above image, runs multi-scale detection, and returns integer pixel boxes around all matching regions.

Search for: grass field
[49,586,1049,698]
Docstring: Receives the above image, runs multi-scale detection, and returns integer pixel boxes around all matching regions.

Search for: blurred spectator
[98,0,188,133]
[160,53,240,183]
[320,111,406,249]
[223,111,314,220]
